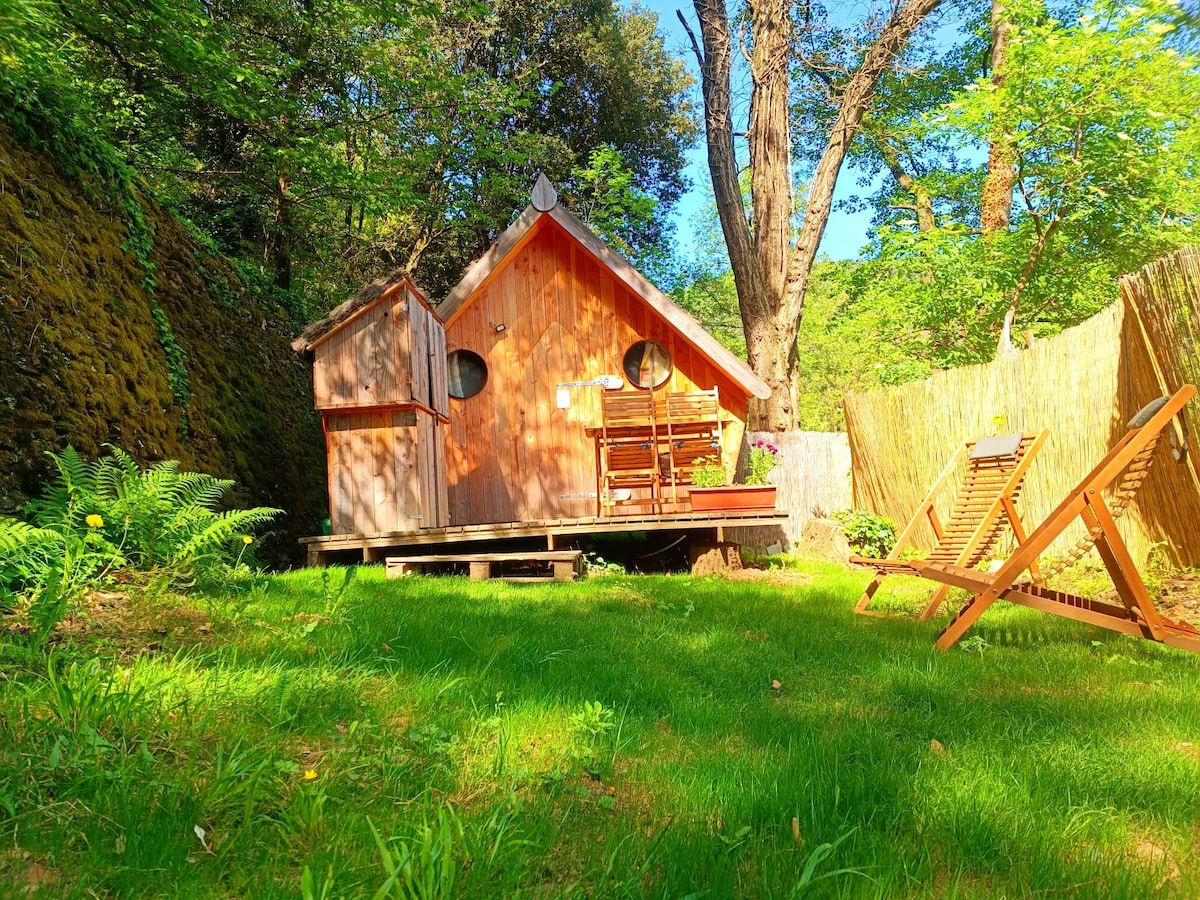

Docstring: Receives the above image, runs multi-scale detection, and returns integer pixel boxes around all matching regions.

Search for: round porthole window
[622,340,672,389]
[447,349,488,399]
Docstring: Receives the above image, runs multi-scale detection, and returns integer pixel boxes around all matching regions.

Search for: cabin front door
[513,324,597,521]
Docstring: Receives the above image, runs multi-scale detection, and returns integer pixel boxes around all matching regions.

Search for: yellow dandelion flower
[242,535,254,545]
[303,770,318,781]
[85,514,104,528]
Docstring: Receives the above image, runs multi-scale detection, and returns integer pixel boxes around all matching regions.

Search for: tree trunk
[748,0,792,308]
[983,0,1022,356]
[272,173,294,291]
[686,0,766,313]
[980,0,1015,234]
[745,308,799,426]
[687,0,944,430]
[998,218,1056,356]
[685,0,776,422]
[780,0,945,327]
[879,141,935,232]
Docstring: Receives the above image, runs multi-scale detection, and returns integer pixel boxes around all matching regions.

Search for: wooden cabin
[438,175,770,525]
[296,176,771,541]
[292,272,449,535]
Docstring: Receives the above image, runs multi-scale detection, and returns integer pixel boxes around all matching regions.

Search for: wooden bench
[385,550,583,582]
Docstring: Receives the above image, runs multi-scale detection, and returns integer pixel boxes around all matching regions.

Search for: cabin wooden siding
[428,315,450,417]
[325,408,448,534]
[311,286,447,412]
[310,281,450,534]
[444,217,748,525]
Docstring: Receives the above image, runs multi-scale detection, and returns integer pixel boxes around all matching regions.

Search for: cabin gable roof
[438,206,544,326]
[439,176,772,400]
[292,270,436,353]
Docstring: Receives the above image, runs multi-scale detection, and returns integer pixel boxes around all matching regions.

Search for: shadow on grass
[20,564,1192,897]
[169,565,1200,893]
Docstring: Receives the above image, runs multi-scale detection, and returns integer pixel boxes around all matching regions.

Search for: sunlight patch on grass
[3,559,1199,896]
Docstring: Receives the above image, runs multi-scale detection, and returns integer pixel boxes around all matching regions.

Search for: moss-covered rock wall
[0,129,326,564]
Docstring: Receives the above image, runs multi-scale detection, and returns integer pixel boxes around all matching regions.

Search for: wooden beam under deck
[301,510,788,565]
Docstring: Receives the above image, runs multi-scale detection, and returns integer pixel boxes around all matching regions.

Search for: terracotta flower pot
[687,485,777,511]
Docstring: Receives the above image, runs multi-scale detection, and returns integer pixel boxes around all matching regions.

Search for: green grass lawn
[2,559,1198,897]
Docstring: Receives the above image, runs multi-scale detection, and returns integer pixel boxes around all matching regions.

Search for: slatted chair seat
[661,389,721,428]
[854,429,1049,620]
[917,386,1200,653]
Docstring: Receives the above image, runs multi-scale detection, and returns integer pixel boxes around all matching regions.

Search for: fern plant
[0,509,123,644]
[27,445,281,583]
[0,518,65,610]
[2,447,277,644]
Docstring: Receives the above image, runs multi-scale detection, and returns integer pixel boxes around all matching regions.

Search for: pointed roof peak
[438,195,771,401]
[531,173,558,212]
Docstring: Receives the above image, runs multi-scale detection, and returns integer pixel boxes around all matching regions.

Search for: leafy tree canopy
[668,0,1196,425]
[1,0,697,309]
[846,0,1200,365]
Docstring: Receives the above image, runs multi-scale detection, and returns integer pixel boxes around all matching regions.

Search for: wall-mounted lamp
[494,323,507,333]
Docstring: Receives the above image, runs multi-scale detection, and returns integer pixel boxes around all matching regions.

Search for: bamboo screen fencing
[844,246,1200,568]
[728,430,851,551]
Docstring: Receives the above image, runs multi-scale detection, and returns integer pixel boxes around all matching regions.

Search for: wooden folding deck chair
[906,385,1200,653]
[599,391,660,515]
[661,388,723,507]
[854,430,1049,620]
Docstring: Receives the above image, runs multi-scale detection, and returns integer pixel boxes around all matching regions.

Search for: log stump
[689,542,742,576]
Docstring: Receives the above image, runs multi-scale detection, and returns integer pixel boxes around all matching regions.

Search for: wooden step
[386,550,583,582]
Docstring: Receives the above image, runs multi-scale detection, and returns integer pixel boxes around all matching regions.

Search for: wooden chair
[662,389,723,506]
[854,429,1049,620]
[904,386,1199,653]
[599,391,660,515]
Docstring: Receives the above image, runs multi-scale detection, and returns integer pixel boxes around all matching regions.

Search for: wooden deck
[300,509,789,566]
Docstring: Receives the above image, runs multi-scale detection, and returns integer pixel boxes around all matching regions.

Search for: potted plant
[687,442,779,511]
[691,457,727,489]
[745,439,779,486]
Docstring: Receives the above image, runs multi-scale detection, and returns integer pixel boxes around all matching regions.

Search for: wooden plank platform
[302,509,789,566]
[386,550,583,582]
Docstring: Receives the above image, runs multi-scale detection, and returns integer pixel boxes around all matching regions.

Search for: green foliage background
[843,0,1200,368]
[0,128,324,563]
[0,0,696,311]
[0,0,698,561]
[674,0,1198,428]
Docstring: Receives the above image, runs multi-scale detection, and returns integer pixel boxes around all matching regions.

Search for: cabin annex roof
[439,176,772,400]
[292,270,437,353]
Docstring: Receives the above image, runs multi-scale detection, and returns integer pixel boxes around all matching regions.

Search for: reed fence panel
[1117,246,1200,564]
[844,246,1200,569]
[728,430,851,551]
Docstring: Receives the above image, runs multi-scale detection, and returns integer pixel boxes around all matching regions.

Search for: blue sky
[642,0,881,263]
